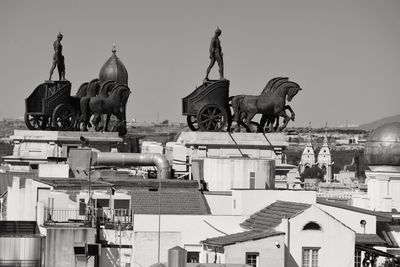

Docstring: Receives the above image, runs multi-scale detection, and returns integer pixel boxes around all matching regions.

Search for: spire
[112,43,116,56]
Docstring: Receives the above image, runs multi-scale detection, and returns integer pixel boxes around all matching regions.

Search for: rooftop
[240,201,311,230]
[175,132,288,147]
[317,198,392,221]
[201,229,284,247]
[356,233,387,246]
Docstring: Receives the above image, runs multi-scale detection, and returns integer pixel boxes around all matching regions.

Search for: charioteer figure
[49,32,66,81]
[205,27,224,81]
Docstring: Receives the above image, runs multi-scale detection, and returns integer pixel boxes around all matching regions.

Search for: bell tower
[300,131,316,174]
[317,134,333,181]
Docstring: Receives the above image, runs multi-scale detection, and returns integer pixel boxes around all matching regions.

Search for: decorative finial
[112,43,116,55]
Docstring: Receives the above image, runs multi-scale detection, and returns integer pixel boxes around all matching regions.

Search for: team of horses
[73,78,131,135]
[229,77,302,133]
[70,76,299,135]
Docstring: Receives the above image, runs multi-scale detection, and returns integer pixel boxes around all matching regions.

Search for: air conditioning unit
[86,243,101,256]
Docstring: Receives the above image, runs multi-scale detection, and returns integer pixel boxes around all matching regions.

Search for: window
[303,222,321,231]
[187,251,200,263]
[249,172,255,189]
[354,250,361,267]
[114,199,130,216]
[246,252,259,267]
[96,199,110,208]
[79,199,86,215]
[302,248,319,267]
[114,199,130,209]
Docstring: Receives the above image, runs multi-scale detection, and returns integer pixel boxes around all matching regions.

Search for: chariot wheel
[197,104,228,132]
[52,104,77,131]
[186,115,199,131]
[24,114,48,130]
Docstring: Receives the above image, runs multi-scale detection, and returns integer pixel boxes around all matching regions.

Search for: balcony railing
[44,208,133,227]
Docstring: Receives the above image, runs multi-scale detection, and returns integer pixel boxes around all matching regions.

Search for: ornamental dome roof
[365,122,400,170]
[99,44,128,85]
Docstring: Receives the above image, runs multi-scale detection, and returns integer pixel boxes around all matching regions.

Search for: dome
[99,44,128,85]
[365,122,400,169]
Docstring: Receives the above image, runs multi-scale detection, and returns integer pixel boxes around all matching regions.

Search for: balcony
[43,208,133,228]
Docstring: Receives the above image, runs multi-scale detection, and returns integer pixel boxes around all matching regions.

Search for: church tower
[317,134,333,181]
[300,131,316,174]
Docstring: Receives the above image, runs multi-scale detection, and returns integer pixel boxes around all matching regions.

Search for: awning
[356,244,394,258]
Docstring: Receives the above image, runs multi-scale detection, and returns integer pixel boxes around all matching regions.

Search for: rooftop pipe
[91,152,171,179]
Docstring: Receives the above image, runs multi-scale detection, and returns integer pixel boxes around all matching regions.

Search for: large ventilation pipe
[91,152,171,179]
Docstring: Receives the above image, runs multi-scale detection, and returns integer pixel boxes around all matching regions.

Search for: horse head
[99,80,117,97]
[287,86,302,102]
[87,78,100,97]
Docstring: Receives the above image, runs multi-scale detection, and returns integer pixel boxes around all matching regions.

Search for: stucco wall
[0,237,42,261]
[317,203,376,234]
[224,235,285,266]
[276,206,355,267]
[204,194,232,215]
[133,231,181,267]
[45,227,95,267]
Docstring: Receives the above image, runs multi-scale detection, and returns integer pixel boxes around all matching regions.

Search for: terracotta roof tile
[241,201,311,230]
[202,229,284,247]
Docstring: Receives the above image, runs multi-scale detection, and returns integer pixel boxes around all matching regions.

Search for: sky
[0,0,399,128]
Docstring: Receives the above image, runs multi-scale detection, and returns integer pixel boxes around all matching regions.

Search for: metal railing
[44,208,133,226]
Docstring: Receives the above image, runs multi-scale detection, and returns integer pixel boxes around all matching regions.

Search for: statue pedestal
[3,130,123,167]
[175,131,288,163]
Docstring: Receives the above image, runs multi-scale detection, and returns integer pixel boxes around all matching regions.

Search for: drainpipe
[91,152,171,179]
[282,216,290,267]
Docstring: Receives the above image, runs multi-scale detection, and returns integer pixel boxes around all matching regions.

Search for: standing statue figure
[205,27,224,81]
[49,32,66,81]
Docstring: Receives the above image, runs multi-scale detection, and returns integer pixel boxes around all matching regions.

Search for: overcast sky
[0,0,399,127]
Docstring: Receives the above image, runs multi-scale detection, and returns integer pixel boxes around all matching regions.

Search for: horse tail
[75,82,89,97]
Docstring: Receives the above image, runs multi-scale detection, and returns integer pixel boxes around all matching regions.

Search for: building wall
[316,204,376,234]
[275,206,355,267]
[0,237,42,262]
[223,235,285,266]
[232,190,316,216]
[45,227,95,267]
[133,231,181,267]
[203,158,275,191]
[7,177,52,221]
[203,194,232,215]
[133,215,245,264]
[366,170,400,212]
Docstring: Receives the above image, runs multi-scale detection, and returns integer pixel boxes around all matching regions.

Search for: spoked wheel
[197,104,228,132]
[52,104,77,131]
[187,115,199,131]
[24,114,48,130]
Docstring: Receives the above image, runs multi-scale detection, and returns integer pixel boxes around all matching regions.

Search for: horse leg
[274,116,280,131]
[103,114,111,132]
[244,110,257,132]
[258,115,267,133]
[277,110,291,131]
[285,105,295,121]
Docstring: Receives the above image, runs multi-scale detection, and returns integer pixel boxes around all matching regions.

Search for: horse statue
[259,78,298,132]
[76,78,101,131]
[87,82,131,134]
[231,78,301,132]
